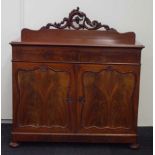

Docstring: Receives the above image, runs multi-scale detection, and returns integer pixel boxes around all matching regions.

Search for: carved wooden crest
[41,7,116,31]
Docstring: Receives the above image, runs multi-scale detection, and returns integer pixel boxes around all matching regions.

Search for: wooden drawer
[77,48,140,64]
[12,45,141,64]
[12,46,77,62]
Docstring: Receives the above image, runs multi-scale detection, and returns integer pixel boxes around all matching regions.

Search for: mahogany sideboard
[10,7,144,149]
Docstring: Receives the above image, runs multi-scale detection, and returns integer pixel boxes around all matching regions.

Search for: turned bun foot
[129,143,140,149]
[9,142,20,148]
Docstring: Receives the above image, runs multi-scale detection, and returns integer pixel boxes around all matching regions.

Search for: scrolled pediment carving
[41,7,116,31]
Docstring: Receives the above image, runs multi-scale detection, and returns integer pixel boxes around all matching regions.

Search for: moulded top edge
[10,41,145,49]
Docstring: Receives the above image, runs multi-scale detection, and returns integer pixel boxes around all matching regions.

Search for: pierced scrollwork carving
[41,7,116,31]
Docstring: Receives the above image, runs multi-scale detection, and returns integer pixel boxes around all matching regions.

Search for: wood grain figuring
[81,67,135,129]
[10,7,144,147]
[77,64,139,134]
[13,62,74,133]
[12,46,141,64]
[17,67,70,128]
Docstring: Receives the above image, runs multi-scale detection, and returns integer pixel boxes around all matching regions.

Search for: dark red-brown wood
[10,7,144,149]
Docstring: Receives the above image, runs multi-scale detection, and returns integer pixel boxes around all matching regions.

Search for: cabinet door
[13,62,75,133]
[77,64,140,134]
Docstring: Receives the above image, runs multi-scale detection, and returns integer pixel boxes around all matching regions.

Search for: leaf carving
[41,7,116,31]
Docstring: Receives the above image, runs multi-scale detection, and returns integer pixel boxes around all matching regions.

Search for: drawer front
[12,46,141,64]
[12,46,77,62]
[77,48,140,64]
